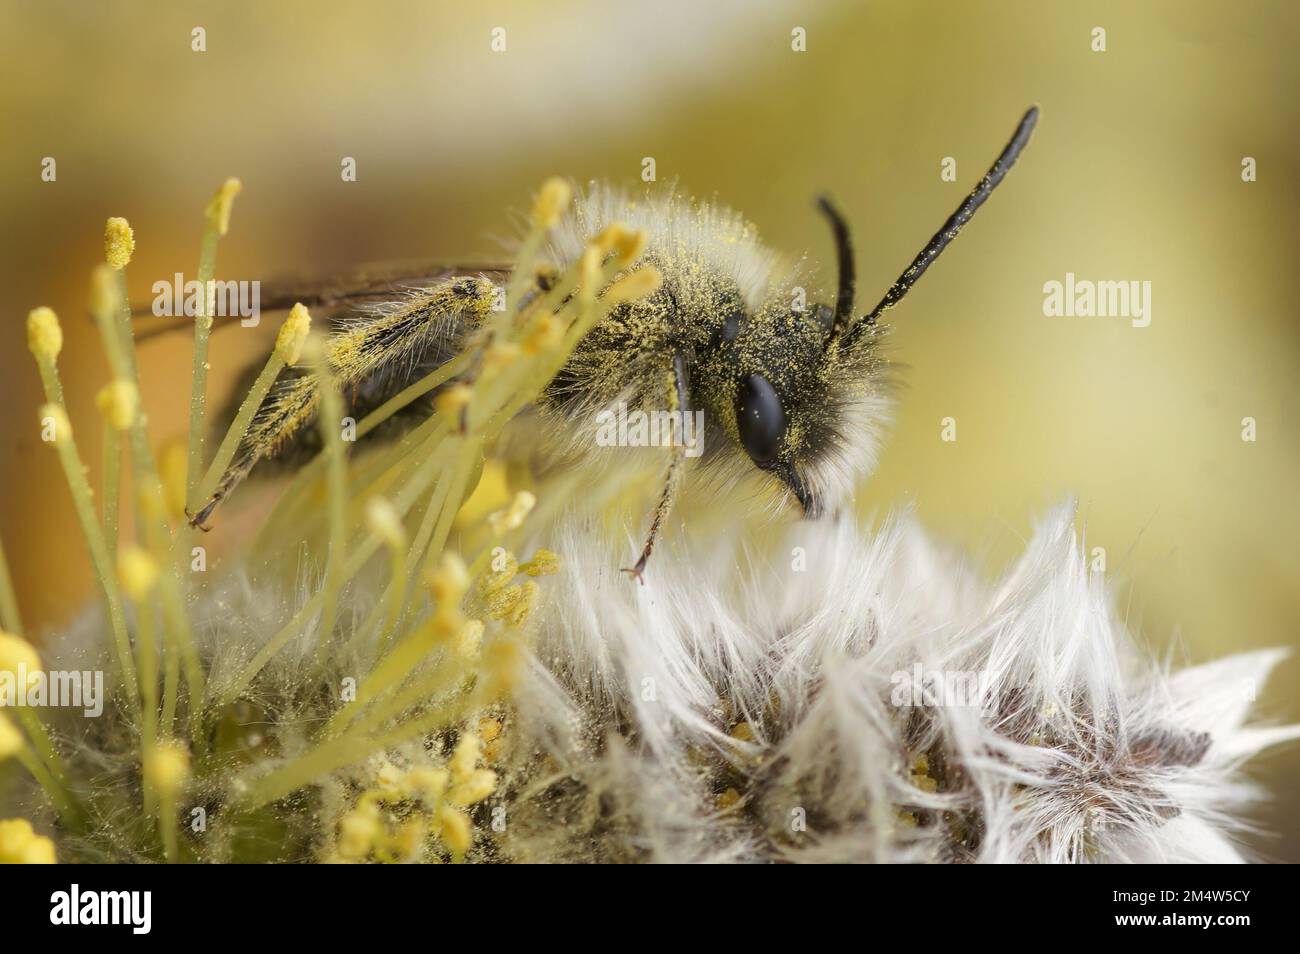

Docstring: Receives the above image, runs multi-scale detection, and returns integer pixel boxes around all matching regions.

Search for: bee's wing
[130,259,514,342]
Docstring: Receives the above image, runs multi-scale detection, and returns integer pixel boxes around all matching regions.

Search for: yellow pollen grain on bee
[96,380,138,431]
[117,546,159,601]
[26,307,62,362]
[531,176,572,230]
[275,303,312,365]
[205,177,243,236]
[104,217,135,269]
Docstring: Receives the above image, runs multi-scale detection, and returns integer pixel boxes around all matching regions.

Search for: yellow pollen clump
[531,177,572,230]
[117,546,159,601]
[275,303,312,364]
[364,497,405,549]
[26,307,62,362]
[205,177,243,236]
[96,380,138,431]
[104,217,135,269]
[143,741,191,798]
[0,712,24,761]
[520,548,561,576]
[0,819,56,864]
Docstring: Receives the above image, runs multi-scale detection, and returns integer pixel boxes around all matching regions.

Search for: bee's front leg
[621,352,689,584]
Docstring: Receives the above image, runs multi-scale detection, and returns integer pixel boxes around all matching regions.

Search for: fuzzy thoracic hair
[499,503,1297,863]
[534,183,894,520]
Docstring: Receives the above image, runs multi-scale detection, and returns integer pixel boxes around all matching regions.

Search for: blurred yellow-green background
[2,1,1297,859]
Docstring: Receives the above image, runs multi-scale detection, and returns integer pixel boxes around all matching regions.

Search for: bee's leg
[621,352,689,585]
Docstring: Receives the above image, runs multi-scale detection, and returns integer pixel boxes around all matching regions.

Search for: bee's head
[701,202,893,518]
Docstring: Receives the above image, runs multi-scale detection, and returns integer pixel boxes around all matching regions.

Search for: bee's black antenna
[816,195,855,341]
[845,105,1039,347]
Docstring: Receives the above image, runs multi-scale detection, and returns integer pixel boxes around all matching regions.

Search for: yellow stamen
[95,380,138,431]
[204,177,243,236]
[0,713,22,761]
[274,303,312,365]
[520,548,561,576]
[39,404,72,444]
[0,819,57,864]
[26,307,63,362]
[531,177,571,230]
[104,217,135,269]
[143,741,191,798]
[488,490,536,534]
[603,265,663,306]
[433,382,473,418]
[117,546,159,601]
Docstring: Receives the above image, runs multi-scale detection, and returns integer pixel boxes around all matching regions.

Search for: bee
[176,107,1038,580]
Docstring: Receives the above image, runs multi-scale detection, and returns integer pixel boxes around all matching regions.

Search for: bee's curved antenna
[816,195,856,341]
[838,105,1039,350]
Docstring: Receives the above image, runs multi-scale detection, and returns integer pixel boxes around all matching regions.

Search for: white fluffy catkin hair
[496,502,1298,863]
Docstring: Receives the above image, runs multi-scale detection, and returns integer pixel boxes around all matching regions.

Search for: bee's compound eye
[735,373,787,463]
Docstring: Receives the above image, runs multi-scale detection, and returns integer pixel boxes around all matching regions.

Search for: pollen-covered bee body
[200,106,1039,576]
[540,186,892,518]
